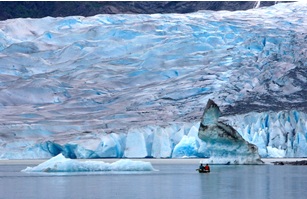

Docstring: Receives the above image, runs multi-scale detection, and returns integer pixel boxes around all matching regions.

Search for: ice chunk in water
[22,154,156,172]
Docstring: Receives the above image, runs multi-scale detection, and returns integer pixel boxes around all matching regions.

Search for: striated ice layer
[0,2,306,159]
[22,153,155,172]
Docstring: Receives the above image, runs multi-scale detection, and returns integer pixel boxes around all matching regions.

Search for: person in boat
[199,163,205,170]
[204,164,210,172]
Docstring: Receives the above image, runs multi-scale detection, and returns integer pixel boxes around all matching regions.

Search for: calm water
[0,162,307,199]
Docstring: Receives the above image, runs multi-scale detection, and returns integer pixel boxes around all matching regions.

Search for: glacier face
[0,2,307,159]
[225,110,307,158]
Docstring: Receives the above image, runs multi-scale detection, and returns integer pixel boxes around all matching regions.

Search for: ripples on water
[1,162,307,199]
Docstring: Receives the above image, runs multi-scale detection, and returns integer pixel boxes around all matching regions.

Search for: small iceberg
[22,154,156,172]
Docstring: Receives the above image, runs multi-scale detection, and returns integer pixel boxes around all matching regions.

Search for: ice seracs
[227,110,307,158]
[1,110,307,159]
[198,99,263,164]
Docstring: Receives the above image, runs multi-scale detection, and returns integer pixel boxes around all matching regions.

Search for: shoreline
[1,158,307,165]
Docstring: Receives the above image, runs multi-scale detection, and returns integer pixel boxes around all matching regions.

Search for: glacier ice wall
[0,2,307,159]
[225,110,307,158]
[1,110,306,159]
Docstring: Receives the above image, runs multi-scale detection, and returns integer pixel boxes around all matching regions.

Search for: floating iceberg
[22,154,156,172]
[198,100,263,164]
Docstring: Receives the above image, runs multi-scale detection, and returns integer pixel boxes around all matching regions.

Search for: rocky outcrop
[273,160,307,165]
[0,1,279,20]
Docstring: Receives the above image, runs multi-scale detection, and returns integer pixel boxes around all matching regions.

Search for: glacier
[0,2,307,159]
[22,153,156,172]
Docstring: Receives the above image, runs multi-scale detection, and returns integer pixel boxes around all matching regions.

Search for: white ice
[22,153,156,172]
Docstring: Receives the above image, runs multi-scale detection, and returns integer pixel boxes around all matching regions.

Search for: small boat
[196,169,210,173]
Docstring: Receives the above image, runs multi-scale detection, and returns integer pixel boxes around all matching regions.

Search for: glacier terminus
[0,2,306,160]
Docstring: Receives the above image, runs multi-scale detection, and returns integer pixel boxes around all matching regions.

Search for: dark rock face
[273,160,307,165]
[198,99,263,164]
[0,1,280,20]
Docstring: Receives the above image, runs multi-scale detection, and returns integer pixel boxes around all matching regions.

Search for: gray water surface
[0,163,306,199]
